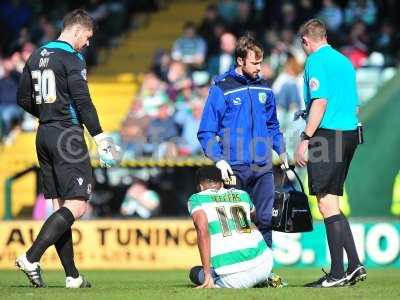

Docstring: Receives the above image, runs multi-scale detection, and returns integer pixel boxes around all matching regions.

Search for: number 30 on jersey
[31,69,57,104]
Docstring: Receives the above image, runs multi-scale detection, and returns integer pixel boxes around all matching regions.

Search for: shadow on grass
[169,283,194,288]
[10,285,65,288]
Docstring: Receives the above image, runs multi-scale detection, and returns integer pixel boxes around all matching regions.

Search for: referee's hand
[295,140,309,167]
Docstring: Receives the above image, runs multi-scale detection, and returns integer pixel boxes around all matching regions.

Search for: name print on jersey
[39,57,50,68]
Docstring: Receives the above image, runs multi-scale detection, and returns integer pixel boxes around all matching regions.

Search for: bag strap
[280,165,305,193]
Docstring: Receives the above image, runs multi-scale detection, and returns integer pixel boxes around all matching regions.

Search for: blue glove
[94,133,122,168]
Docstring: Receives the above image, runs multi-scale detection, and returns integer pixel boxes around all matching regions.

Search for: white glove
[94,133,122,168]
[279,153,295,181]
[216,160,233,182]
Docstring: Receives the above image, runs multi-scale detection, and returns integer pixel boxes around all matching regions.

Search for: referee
[16,9,120,288]
[295,19,366,287]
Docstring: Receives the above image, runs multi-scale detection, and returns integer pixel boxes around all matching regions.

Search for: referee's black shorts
[36,122,93,200]
[307,128,358,196]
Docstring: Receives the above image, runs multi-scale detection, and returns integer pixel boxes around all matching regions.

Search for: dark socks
[324,214,345,278]
[341,213,361,271]
[27,207,75,263]
[55,228,79,278]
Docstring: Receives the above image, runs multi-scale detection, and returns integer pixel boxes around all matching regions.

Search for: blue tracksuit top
[198,68,285,165]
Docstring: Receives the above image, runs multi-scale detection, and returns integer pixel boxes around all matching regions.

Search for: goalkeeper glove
[94,133,122,168]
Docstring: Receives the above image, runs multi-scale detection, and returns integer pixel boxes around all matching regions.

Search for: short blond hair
[299,19,327,41]
[63,9,94,31]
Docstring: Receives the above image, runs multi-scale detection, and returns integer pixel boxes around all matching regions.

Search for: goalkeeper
[188,166,274,288]
[16,9,120,288]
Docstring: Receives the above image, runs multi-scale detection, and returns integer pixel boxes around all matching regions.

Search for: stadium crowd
[2,0,399,149]
[116,0,400,162]
[0,0,165,144]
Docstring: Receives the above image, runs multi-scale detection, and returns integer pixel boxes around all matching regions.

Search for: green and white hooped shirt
[188,188,270,275]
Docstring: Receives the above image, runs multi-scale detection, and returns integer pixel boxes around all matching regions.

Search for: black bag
[272,166,313,233]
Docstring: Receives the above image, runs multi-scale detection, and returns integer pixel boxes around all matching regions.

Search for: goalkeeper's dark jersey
[17,40,102,136]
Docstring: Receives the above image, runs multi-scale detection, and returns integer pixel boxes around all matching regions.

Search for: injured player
[188,166,276,288]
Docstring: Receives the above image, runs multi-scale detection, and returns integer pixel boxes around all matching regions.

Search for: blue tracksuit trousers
[231,164,274,247]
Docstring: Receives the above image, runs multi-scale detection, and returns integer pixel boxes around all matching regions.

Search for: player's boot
[255,272,288,288]
[346,265,367,285]
[304,269,347,288]
[15,254,45,288]
[66,275,92,288]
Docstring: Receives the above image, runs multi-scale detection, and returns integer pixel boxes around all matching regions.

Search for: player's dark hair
[234,35,264,61]
[196,166,223,185]
[299,18,327,41]
[63,9,94,31]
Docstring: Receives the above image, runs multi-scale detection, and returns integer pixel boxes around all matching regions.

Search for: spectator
[341,21,370,68]
[171,21,207,67]
[374,21,398,65]
[113,117,149,160]
[21,42,36,64]
[198,4,224,57]
[233,1,255,37]
[217,0,238,25]
[205,21,229,59]
[37,16,58,46]
[151,49,171,82]
[207,32,236,78]
[120,179,160,218]
[296,0,317,27]
[166,60,191,102]
[176,98,204,156]
[0,57,22,140]
[281,2,298,30]
[0,0,32,35]
[134,72,169,118]
[272,55,303,155]
[273,55,303,120]
[8,26,31,53]
[146,103,179,159]
[317,0,343,33]
[260,61,275,86]
[345,0,377,27]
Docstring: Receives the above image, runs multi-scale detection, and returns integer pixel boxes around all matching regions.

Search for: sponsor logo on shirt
[40,49,54,57]
[233,97,242,105]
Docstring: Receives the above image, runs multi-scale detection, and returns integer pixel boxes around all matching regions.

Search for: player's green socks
[27,207,75,263]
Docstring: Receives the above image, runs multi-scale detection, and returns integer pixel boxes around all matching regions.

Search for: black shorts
[36,123,93,200]
[307,128,358,196]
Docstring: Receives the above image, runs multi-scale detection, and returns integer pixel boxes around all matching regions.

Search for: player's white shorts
[214,249,273,288]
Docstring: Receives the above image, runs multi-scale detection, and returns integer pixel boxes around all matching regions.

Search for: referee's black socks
[341,213,361,272]
[27,207,75,263]
[324,214,345,278]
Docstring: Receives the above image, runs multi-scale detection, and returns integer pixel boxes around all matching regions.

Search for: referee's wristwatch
[300,131,312,141]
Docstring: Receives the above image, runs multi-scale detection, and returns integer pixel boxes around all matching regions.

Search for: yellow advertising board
[0,220,200,270]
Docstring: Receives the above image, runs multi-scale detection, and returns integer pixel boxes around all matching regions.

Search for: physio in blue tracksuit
[197,36,287,247]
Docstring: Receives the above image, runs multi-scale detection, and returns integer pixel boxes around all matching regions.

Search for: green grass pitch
[1,268,399,300]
